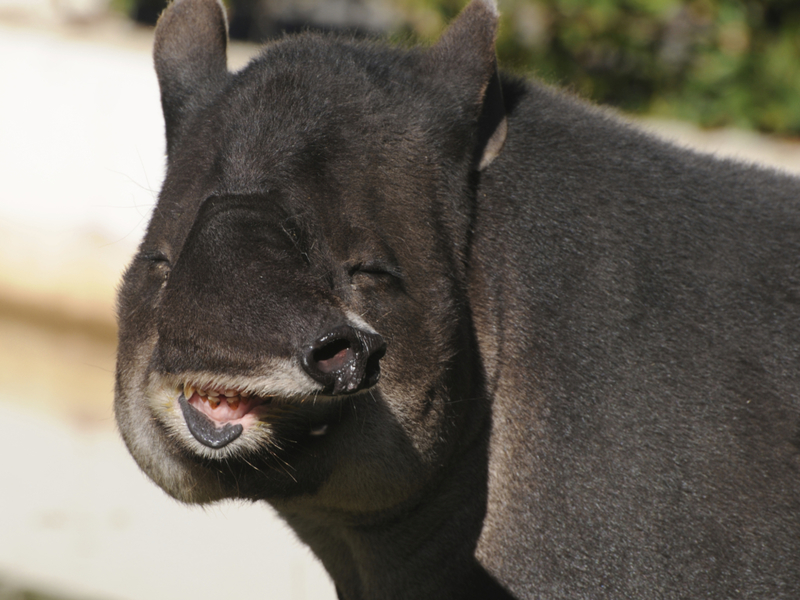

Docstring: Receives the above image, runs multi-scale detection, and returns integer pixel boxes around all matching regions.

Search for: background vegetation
[117,0,800,135]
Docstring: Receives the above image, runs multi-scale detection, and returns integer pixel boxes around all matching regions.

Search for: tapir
[114,0,800,597]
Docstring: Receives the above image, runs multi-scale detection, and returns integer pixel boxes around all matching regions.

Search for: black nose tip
[301,325,386,394]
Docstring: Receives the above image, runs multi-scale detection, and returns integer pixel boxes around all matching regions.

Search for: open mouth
[173,381,330,450]
[183,383,266,421]
[177,383,272,449]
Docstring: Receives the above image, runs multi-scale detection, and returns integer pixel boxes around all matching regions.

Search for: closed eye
[138,249,171,281]
[348,261,403,281]
[140,250,170,264]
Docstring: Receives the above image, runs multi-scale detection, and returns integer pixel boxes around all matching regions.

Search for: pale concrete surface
[0,403,334,600]
[0,7,798,600]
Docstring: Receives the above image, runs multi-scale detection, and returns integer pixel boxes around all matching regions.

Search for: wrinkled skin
[115,1,800,598]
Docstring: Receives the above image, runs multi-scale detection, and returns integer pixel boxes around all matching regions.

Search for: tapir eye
[139,249,171,281]
[348,261,403,288]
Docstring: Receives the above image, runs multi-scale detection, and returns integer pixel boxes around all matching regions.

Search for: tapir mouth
[167,376,334,451]
[182,383,266,420]
[176,383,275,449]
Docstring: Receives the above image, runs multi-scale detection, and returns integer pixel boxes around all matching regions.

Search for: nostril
[301,324,386,394]
[313,338,352,374]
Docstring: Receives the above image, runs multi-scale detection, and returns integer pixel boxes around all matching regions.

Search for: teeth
[179,383,252,411]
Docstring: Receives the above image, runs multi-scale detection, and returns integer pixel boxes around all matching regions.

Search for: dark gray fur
[114,0,800,598]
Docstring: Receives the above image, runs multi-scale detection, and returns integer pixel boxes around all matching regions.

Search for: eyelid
[349,261,403,280]
[139,250,171,265]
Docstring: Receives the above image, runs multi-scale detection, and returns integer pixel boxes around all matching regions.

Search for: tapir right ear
[427,0,507,171]
[153,0,230,153]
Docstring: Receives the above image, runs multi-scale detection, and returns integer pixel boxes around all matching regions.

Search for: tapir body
[114,0,800,597]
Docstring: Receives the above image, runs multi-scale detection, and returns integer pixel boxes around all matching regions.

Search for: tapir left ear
[154,0,230,154]
[427,0,507,170]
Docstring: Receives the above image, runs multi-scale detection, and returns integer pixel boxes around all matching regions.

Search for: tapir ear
[428,0,507,170]
[153,0,230,153]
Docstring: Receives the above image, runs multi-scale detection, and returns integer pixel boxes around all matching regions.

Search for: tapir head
[115,0,506,511]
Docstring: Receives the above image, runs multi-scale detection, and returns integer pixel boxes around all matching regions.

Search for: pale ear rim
[475,0,499,18]
[478,117,507,171]
[476,64,508,171]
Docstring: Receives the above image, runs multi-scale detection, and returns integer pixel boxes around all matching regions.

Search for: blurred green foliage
[397,0,800,134]
[116,0,800,134]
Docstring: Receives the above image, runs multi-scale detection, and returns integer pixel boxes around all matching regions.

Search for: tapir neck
[276,428,494,600]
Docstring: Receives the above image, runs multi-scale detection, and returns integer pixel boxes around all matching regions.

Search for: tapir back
[471,79,800,597]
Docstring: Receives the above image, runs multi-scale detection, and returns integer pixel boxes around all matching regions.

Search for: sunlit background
[1,0,798,598]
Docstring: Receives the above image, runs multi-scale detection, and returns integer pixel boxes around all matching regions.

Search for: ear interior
[154,0,230,152]
[429,0,507,170]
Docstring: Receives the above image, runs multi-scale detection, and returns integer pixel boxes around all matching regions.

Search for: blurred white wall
[0,19,159,323]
